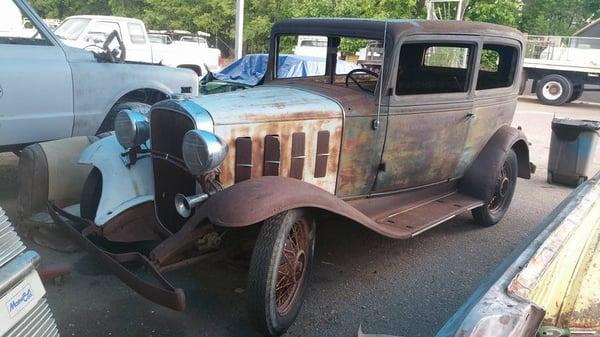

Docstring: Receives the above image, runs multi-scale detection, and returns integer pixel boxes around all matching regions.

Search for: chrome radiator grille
[150,109,197,232]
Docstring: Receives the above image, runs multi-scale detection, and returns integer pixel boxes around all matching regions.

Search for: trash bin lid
[552,118,600,141]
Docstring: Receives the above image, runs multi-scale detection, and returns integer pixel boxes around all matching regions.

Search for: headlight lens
[114,109,150,149]
[182,130,228,175]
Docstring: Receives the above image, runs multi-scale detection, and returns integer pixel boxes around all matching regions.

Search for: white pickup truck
[56,15,222,76]
[0,0,199,153]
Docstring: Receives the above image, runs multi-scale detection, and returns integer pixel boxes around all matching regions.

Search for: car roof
[65,15,144,24]
[272,18,524,43]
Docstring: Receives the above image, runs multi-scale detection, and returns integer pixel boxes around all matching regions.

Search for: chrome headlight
[182,130,228,175]
[114,109,150,149]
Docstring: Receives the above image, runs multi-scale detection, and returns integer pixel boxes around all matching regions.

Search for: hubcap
[275,219,310,315]
[542,81,563,100]
[488,160,513,213]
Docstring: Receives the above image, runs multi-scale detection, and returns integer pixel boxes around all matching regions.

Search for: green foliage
[28,0,600,57]
[520,0,600,35]
[464,0,520,27]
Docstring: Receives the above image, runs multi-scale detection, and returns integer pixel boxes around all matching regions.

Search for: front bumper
[47,204,186,311]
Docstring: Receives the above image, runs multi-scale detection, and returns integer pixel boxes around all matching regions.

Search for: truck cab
[56,15,152,63]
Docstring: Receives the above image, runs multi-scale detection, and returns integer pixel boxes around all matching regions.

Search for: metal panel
[235,137,253,182]
[290,133,305,180]
[0,208,25,269]
[263,135,281,176]
[5,298,59,337]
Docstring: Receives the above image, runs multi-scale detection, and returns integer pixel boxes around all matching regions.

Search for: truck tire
[567,85,584,103]
[536,74,573,106]
[471,150,518,227]
[247,209,315,336]
[97,102,152,135]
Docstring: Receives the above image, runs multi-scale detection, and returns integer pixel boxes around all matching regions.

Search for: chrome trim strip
[0,250,40,296]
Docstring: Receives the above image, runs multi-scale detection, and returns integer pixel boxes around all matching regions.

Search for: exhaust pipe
[174,193,209,218]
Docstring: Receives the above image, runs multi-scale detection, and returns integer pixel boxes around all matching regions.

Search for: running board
[375,192,485,238]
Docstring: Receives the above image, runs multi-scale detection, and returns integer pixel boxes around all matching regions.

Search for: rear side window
[396,43,474,95]
[476,44,518,90]
[128,22,146,44]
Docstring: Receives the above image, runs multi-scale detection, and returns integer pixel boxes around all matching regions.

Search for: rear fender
[460,125,531,201]
[203,176,399,236]
[80,135,154,226]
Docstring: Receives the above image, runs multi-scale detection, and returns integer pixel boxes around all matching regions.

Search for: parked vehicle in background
[201,53,359,94]
[0,0,198,153]
[523,35,600,105]
[293,35,328,57]
[55,15,221,76]
[0,206,59,337]
[437,170,600,337]
[50,19,533,336]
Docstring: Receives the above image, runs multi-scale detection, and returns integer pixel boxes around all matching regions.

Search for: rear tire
[567,85,584,103]
[247,209,315,336]
[80,168,102,221]
[472,150,518,227]
[536,74,573,106]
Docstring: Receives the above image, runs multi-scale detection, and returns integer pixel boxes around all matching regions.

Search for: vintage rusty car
[49,19,534,336]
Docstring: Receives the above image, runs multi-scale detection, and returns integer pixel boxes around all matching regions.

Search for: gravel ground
[0,97,599,337]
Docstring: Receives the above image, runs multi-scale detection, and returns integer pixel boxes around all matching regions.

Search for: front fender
[203,176,408,238]
[80,135,154,226]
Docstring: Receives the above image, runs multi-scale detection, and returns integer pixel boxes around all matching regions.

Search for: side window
[85,21,121,44]
[128,22,146,44]
[0,0,51,46]
[396,42,474,95]
[476,44,518,90]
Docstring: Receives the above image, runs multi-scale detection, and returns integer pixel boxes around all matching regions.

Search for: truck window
[128,22,146,44]
[85,21,121,44]
[476,44,518,90]
[0,0,50,46]
[54,18,90,41]
[396,43,474,95]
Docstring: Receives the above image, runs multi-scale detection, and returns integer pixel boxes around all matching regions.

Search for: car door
[373,35,478,192]
[123,21,152,63]
[0,0,73,149]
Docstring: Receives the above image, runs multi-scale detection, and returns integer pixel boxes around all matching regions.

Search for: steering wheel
[101,30,126,63]
[345,68,379,93]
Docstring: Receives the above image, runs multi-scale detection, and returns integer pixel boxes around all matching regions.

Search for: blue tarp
[213,54,359,86]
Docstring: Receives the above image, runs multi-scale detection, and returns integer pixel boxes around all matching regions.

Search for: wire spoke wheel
[275,219,310,315]
[247,209,315,336]
[471,149,518,227]
[488,160,512,213]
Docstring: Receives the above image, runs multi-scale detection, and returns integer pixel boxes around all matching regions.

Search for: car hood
[191,85,343,126]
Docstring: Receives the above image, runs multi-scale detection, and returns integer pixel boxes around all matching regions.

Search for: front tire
[247,209,315,336]
[472,150,518,227]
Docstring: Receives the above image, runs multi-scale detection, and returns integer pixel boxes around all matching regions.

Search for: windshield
[54,18,90,40]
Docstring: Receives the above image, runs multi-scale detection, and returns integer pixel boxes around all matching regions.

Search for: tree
[520,0,600,35]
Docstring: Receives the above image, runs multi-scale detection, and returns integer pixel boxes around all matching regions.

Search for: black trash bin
[547,118,600,186]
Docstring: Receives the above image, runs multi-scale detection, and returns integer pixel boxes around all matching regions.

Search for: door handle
[465,112,475,120]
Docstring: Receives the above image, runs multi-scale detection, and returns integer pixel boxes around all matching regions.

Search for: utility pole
[426,0,467,20]
[235,0,244,60]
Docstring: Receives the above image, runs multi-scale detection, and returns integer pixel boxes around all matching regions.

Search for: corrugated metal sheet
[0,207,25,268]
[5,298,59,337]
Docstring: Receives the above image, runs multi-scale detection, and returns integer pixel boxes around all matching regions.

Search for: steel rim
[275,218,310,315]
[542,81,563,100]
[488,160,513,213]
